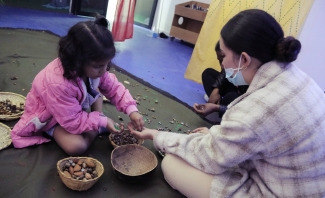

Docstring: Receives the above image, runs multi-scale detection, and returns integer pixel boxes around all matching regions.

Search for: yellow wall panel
[185,0,314,83]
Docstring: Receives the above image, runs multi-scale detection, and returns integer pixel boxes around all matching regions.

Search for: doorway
[134,0,158,29]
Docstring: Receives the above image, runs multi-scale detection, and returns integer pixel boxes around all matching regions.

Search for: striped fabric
[154,61,325,197]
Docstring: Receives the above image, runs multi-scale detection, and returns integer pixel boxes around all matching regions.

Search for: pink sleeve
[98,72,138,116]
[45,83,108,134]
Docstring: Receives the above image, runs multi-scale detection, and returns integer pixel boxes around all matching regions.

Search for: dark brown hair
[58,15,116,79]
[221,9,301,66]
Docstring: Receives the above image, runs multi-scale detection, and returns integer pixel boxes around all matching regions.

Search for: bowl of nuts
[109,129,144,148]
[111,144,158,183]
[0,92,25,121]
[56,157,104,191]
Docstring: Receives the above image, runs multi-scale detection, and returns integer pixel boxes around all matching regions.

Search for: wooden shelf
[169,1,209,44]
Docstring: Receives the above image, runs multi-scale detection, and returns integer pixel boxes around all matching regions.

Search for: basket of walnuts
[57,157,104,191]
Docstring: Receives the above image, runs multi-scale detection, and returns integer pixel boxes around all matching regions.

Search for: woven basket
[0,92,26,121]
[109,129,144,148]
[0,122,12,150]
[57,157,104,191]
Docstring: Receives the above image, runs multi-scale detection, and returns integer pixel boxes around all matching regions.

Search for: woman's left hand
[191,127,210,134]
[129,111,144,131]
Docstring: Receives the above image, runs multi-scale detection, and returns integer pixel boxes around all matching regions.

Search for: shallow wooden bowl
[109,129,144,148]
[111,144,158,183]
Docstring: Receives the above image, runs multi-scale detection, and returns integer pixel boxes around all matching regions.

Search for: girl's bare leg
[53,126,98,156]
[91,92,103,112]
[53,93,104,155]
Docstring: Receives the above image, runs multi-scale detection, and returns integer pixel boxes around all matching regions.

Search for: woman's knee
[161,154,178,189]
[161,154,212,198]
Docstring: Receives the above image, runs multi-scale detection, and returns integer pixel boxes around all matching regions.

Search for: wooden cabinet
[169,1,209,45]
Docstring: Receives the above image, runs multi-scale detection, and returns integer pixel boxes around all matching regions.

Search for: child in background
[11,15,144,155]
[194,41,248,118]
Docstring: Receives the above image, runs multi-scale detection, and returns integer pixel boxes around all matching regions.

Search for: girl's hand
[191,127,209,134]
[127,122,158,140]
[106,118,124,133]
[208,88,221,104]
[129,111,144,131]
[193,103,219,116]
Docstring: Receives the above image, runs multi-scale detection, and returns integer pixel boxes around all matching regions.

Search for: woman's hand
[129,111,144,131]
[193,103,219,116]
[191,127,209,134]
[127,122,158,140]
[106,118,124,133]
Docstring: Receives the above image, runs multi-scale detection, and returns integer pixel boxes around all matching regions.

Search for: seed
[85,158,96,168]
[69,166,74,175]
[63,171,71,178]
[73,164,81,172]
[74,171,84,177]
[85,173,92,180]
[77,159,83,165]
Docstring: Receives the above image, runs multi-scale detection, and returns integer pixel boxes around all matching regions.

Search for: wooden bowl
[109,129,144,148]
[111,144,158,183]
[57,157,104,191]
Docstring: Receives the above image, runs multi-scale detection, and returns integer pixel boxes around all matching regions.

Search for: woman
[129,9,325,198]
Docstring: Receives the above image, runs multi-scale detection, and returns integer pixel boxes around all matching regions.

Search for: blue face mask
[224,55,248,86]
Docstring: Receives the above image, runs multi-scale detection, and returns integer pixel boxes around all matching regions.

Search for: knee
[201,68,214,79]
[63,141,88,156]
[161,154,176,189]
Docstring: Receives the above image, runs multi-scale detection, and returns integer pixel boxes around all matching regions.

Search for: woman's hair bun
[275,36,301,63]
[94,15,109,28]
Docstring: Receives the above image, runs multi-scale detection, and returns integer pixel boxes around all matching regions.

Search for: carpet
[0,28,212,197]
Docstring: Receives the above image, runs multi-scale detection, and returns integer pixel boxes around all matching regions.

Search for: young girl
[11,15,144,156]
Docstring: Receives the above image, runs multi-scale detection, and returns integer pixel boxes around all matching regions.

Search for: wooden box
[169,1,209,44]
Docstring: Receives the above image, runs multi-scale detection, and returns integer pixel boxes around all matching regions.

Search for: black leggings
[201,68,240,106]
[202,68,220,97]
